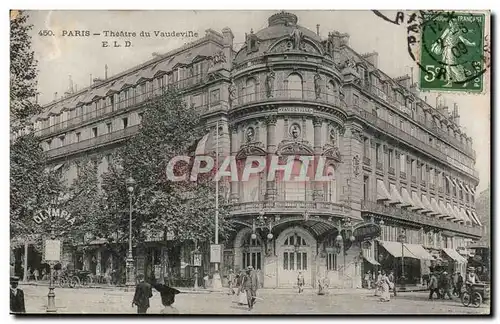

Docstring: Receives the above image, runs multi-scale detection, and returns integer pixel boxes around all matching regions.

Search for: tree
[10,10,40,133]
[97,88,234,247]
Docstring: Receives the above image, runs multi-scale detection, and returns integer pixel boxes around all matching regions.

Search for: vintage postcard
[10,9,490,315]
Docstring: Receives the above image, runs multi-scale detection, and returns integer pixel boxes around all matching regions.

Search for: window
[122,117,128,129]
[353,94,359,107]
[138,113,144,123]
[373,106,379,117]
[59,136,65,147]
[388,149,394,168]
[400,119,405,131]
[411,159,416,176]
[375,143,381,162]
[76,132,81,143]
[388,112,394,125]
[363,137,370,158]
[410,126,415,137]
[363,175,369,200]
[429,168,435,184]
[400,154,406,173]
[453,181,457,197]
[429,137,433,146]
[242,234,262,271]
[106,123,112,133]
[287,74,303,99]
[420,164,425,182]
[92,127,98,138]
[445,176,450,194]
[327,252,338,271]
[325,165,336,202]
[210,89,220,105]
[459,188,463,200]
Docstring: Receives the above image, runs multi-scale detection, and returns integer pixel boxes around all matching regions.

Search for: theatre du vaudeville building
[15,12,483,289]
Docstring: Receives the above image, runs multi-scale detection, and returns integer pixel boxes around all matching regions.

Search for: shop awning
[364,255,381,265]
[389,184,408,206]
[378,240,407,258]
[469,210,482,226]
[422,195,439,216]
[404,244,434,260]
[453,205,465,223]
[412,191,432,214]
[446,203,460,222]
[442,248,467,263]
[377,180,395,203]
[401,188,421,211]
[460,207,472,224]
[430,197,444,218]
[439,200,453,220]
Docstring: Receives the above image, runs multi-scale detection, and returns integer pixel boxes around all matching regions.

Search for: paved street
[17,285,489,315]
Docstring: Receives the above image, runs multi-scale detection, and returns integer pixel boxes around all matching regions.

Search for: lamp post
[398,229,407,292]
[46,219,57,313]
[125,177,136,289]
[192,247,202,291]
[335,217,355,279]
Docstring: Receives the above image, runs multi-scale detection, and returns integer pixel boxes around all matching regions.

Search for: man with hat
[132,274,153,314]
[428,272,439,301]
[153,283,181,314]
[10,276,26,314]
[241,266,259,310]
[441,271,453,300]
[466,267,480,284]
[227,269,235,295]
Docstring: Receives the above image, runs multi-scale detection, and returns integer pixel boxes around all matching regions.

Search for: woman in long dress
[379,272,391,302]
[236,271,247,305]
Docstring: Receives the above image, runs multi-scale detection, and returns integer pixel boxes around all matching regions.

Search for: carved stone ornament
[350,128,363,142]
[277,140,314,156]
[265,114,278,126]
[352,155,361,177]
[289,27,304,50]
[246,127,255,142]
[314,72,322,99]
[329,127,337,145]
[235,142,266,160]
[228,81,237,105]
[322,144,342,162]
[265,67,276,98]
[289,123,301,139]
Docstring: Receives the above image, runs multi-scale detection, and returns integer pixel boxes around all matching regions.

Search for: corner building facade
[32,12,482,288]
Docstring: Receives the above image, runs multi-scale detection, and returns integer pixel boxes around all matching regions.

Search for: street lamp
[398,229,407,291]
[46,217,57,313]
[192,247,202,291]
[125,176,136,289]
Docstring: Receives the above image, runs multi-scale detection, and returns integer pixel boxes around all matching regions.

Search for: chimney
[53,92,58,101]
[453,103,460,125]
[222,27,234,71]
[316,24,320,36]
[105,65,108,80]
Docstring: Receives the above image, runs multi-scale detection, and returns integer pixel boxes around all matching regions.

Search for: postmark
[418,11,486,92]
[373,10,489,93]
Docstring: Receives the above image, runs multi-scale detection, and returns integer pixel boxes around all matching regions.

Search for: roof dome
[254,11,321,42]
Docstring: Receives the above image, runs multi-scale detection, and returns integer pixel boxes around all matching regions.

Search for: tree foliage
[10,10,40,132]
[95,88,234,246]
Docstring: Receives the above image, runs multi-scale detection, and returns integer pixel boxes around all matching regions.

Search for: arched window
[242,233,262,270]
[287,74,303,99]
[245,78,256,102]
[282,233,308,271]
[284,234,306,246]
[327,80,337,103]
[325,165,336,202]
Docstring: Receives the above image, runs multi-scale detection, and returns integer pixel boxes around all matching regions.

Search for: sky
[25,10,490,192]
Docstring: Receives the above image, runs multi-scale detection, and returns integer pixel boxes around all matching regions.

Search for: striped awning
[389,184,407,206]
[438,200,452,219]
[442,248,467,263]
[430,197,444,217]
[364,255,381,265]
[377,180,395,203]
[446,203,460,222]
[460,207,472,224]
[467,210,482,226]
[453,205,465,223]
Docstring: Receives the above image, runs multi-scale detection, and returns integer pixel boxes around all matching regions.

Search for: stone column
[313,117,324,201]
[265,115,278,200]
[230,124,239,203]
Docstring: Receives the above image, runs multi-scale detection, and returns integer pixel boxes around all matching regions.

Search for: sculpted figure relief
[314,72,322,99]
[229,81,237,106]
[290,28,303,50]
[265,67,275,98]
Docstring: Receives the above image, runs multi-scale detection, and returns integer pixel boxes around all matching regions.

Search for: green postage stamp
[419,12,486,92]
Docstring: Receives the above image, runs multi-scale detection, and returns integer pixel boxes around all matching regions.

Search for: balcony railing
[230,200,348,215]
[35,73,208,138]
[363,156,371,166]
[361,200,482,237]
[411,176,417,183]
[45,125,140,159]
[400,171,406,179]
[388,167,395,175]
[233,88,341,109]
[365,85,475,159]
[421,180,426,187]
[376,162,383,171]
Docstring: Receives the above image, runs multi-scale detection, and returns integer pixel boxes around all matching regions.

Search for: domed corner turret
[268,11,298,27]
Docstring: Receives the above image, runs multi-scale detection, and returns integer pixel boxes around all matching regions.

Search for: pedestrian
[153,283,180,314]
[452,271,459,296]
[456,272,464,297]
[373,271,382,296]
[241,266,259,310]
[466,267,480,284]
[388,270,396,296]
[317,275,328,295]
[379,271,391,302]
[132,274,153,314]
[428,272,439,300]
[33,269,39,282]
[297,271,305,293]
[441,271,453,300]
[10,276,26,314]
[227,269,235,295]
[236,270,248,306]
[364,271,372,289]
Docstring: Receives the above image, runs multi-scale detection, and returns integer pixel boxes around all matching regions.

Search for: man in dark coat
[132,274,153,314]
[456,272,464,297]
[241,266,259,310]
[10,276,26,314]
[428,272,439,300]
[441,271,453,300]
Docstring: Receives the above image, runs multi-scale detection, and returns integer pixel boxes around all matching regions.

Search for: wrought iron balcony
[361,200,482,237]
[45,125,140,159]
[232,89,341,109]
[230,200,349,216]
